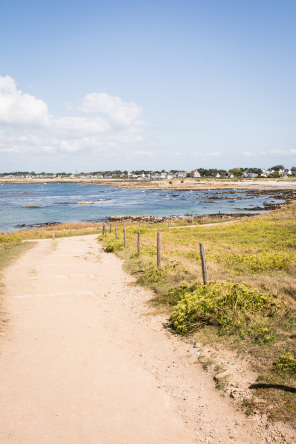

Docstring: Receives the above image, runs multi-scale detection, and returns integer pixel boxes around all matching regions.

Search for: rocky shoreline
[107,213,255,224]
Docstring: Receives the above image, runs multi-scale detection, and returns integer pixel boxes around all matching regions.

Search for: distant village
[1,165,295,180]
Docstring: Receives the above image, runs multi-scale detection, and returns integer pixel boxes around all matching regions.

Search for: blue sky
[0,0,295,172]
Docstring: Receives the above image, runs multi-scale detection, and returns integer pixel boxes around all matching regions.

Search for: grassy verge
[0,222,102,241]
[100,203,296,424]
[0,241,34,330]
[0,242,33,273]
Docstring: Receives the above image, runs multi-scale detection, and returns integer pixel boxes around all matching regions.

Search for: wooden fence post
[110,223,112,233]
[123,228,127,247]
[199,243,208,285]
[157,232,161,268]
[137,232,140,257]
[115,227,118,239]
[102,223,105,235]
[52,232,55,240]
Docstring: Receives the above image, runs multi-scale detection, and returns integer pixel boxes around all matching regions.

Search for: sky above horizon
[0,0,295,173]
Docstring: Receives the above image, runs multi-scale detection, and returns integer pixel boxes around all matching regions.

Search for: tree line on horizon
[1,165,295,178]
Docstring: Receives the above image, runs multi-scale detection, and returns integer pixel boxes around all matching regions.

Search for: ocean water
[0,183,282,232]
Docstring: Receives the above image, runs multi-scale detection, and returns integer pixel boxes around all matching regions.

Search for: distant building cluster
[1,165,295,179]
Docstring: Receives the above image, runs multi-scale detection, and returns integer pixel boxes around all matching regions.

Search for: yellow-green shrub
[273,353,296,375]
[170,280,283,335]
[0,234,22,243]
[105,240,124,252]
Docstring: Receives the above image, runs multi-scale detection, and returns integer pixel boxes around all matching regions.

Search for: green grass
[100,202,296,424]
[0,242,33,273]
[0,241,34,330]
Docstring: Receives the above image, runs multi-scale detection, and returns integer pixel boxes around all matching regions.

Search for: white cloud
[270,149,289,156]
[243,151,258,157]
[53,116,111,138]
[0,76,146,156]
[204,150,221,157]
[192,150,221,158]
[132,150,154,157]
[269,149,296,157]
[78,92,142,127]
[0,76,50,127]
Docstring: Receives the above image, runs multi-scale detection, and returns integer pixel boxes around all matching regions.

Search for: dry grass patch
[7,222,102,241]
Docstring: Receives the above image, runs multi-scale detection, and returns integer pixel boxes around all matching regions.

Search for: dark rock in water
[55,200,95,205]
[108,213,254,224]
[246,188,296,202]
[15,221,61,229]
[241,206,265,211]
[196,213,255,220]
[108,215,178,223]
[98,190,115,193]
[55,202,73,205]
[26,206,41,208]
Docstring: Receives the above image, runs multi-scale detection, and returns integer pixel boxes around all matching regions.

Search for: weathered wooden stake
[157,232,161,268]
[115,227,118,239]
[102,223,105,235]
[109,223,112,233]
[199,243,208,285]
[137,232,140,257]
[123,228,127,247]
[52,232,55,240]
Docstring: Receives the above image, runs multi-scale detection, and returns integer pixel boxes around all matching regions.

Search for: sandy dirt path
[0,235,294,443]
